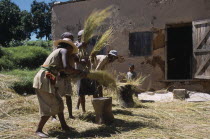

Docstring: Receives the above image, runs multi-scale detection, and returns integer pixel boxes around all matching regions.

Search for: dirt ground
[0,92,210,139]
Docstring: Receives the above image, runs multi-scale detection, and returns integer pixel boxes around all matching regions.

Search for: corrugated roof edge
[52,0,88,7]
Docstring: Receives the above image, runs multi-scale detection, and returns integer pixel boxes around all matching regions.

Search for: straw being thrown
[82,6,113,43]
[87,70,117,89]
[90,27,114,56]
[85,71,147,91]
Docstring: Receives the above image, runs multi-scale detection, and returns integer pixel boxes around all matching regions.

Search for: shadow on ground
[77,111,95,123]
[48,118,161,138]
[113,109,133,115]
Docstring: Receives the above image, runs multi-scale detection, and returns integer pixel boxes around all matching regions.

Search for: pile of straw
[0,96,38,118]
[82,6,113,43]
[90,27,114,56]
[87,70,117,88]
[0,74,19,89]
[0,74,20,99]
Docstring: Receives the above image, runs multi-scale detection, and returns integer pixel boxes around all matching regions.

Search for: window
[129,32,153,56]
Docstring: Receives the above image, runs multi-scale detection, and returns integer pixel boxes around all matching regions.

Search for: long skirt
[36,89,64,117]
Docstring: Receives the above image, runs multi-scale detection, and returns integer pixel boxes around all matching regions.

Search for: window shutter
[193,19,210,79]
[129,32,153,56]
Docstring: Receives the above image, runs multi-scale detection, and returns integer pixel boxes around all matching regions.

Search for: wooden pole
[92,97,114,124]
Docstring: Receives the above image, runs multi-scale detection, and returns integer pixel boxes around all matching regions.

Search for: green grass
[9,39,53,48]
[25,40,53,48]
[0,45,50,70]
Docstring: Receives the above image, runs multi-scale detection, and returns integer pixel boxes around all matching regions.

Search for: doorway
[167,24,193,80]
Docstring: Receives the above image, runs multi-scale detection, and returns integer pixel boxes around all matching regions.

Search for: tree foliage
[0,0,53,46]
[21,10,34,39]
[0,0,32,46]
[31,0,52,40]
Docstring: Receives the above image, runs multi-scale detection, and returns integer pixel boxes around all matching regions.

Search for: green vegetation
[0,44,51,95]
[0,0,31,46]
[8,39,53,48]
[0,45,50,70]
[0,0,52,46]
[31,0,52,40]
[25,40,53,48]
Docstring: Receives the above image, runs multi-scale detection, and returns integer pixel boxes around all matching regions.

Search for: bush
[0,46,50,70]
[8,39,53,48]
[8,39,28,47]
[25,40,53,48]
[2,69,38,94]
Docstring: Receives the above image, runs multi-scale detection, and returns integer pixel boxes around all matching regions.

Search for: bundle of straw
[90,27,114,56]
[87,70,117,88]
[82,6,113,43]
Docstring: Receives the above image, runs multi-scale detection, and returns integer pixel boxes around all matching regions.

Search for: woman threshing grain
[75,30,96,113]
[51,32,77,121]
[91,50,119,97]
[33,34,86,138]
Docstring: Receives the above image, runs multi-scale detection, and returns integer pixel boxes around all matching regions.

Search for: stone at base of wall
[138,91,210,102]
[173,89,187,99]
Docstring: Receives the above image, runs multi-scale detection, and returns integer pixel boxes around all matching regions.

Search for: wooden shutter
[129,32,153,56]
[193,19,210,79]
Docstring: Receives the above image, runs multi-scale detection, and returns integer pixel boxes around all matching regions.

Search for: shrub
[25,40,53,48]
[8,39,53,48]
[0,46,50,70]
[8,39,28,47]
[0,58,15,70]
[2,69,38,94]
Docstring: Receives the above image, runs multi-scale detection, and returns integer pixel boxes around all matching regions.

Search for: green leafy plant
[0,46,50,70]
